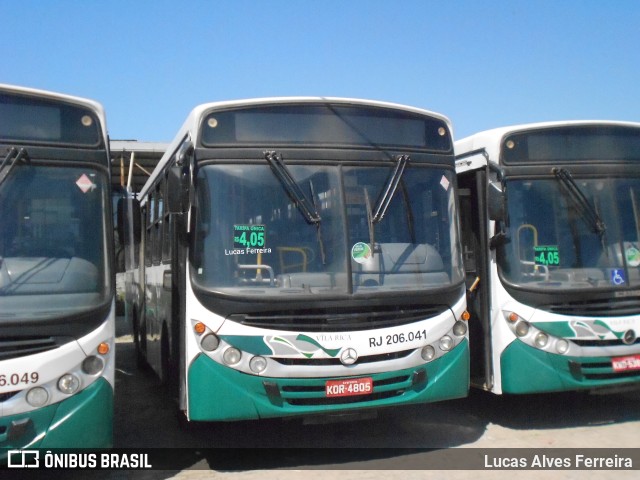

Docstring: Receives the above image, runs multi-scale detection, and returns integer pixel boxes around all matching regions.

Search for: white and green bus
[120,97,469,423]
[456,121,640,394]
[0,84,115,450]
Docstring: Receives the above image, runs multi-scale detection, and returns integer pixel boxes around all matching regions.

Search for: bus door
[458,168,493,389]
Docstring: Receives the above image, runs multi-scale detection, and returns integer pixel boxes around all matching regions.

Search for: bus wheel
[133,311,148,370]
[161,323,178,397]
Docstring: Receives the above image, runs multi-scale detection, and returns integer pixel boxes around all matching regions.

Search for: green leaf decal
[296,334,342,357]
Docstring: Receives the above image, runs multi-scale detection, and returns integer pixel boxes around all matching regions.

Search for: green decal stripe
[221,334,341,357]
[296,334,341,357]
[593,320,625,339]
[220,335,271,355]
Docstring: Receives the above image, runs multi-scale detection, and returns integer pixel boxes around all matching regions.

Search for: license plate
[325,377,373,397]
[612,355,640,372]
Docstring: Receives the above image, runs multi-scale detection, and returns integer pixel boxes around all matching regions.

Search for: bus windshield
[0,164,110,319]
[192,162,463,296]
[499,175,640,290]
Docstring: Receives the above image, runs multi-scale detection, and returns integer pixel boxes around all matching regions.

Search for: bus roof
[455,119,640,163]
[140,97,453,198]
[0,83,109,144]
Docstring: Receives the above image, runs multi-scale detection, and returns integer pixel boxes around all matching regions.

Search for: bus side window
[153,183,163,265]
[144,200,152,268]
[162,175,172,263]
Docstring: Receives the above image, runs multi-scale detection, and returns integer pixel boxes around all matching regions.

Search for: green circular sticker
[626,246,640,267]
[351,242,372,264]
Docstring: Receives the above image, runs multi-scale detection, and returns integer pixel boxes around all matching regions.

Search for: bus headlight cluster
[23,341,111,409]
[504,311,573,355]
[27,371,83,407]
[194,322,270,374]
[420,315,469,363]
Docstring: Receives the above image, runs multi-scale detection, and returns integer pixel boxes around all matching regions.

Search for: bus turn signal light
[97,342,110,355]
[194,322,206,335]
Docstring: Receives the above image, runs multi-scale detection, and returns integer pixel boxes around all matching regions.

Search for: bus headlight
[453,320,467,336]
[421,345,436,361]
[249,356,268,373]
[57,374,80,395]
[556,339,570,354]
[26,387,49,407]
[223,347,242,365]
[535,332,549,348]
[439,335,453,351]
[82,355,105,375]
[515,321,530,337]
[201,333,220,352]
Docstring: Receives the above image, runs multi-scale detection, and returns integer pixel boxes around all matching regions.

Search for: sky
[1,0,640,142]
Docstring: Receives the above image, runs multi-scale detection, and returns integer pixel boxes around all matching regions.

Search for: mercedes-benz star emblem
[340,348,358,365]
[623,329,637,345]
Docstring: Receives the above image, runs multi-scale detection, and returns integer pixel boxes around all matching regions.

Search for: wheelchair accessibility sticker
[611,269,626,286]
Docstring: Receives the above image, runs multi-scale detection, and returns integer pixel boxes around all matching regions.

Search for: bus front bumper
[187,339,469,422]
[0,377,113,453]
[501,340,640,394]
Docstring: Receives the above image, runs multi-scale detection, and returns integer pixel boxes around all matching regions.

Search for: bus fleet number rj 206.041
[369,329,428,347]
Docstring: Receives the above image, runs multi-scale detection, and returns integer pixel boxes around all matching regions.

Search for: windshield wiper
[372,154,409,223]
[361,154,412,258]
[0,147,30,187]
[552,167,606,236]
[264,151,326,265]
[364,187,375,249]
[265,151,321,224]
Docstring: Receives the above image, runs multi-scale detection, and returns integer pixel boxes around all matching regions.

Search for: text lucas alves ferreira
[484,453,634,469]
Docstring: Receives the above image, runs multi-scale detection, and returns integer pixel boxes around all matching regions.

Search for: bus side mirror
[117,197,141,245]
[487,182,506,222]
[167,165,189,214]
[167,141,194,214]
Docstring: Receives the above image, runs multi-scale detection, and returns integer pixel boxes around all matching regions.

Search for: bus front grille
[0,336,71,361]
[569,360,640,382]
[286,389,404,406]
[0,391,19,403]
[572,338,640,347]
[272,349,413,366]
[229,305,448,332]
[264,373,423,407]
[541,297,640,317]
